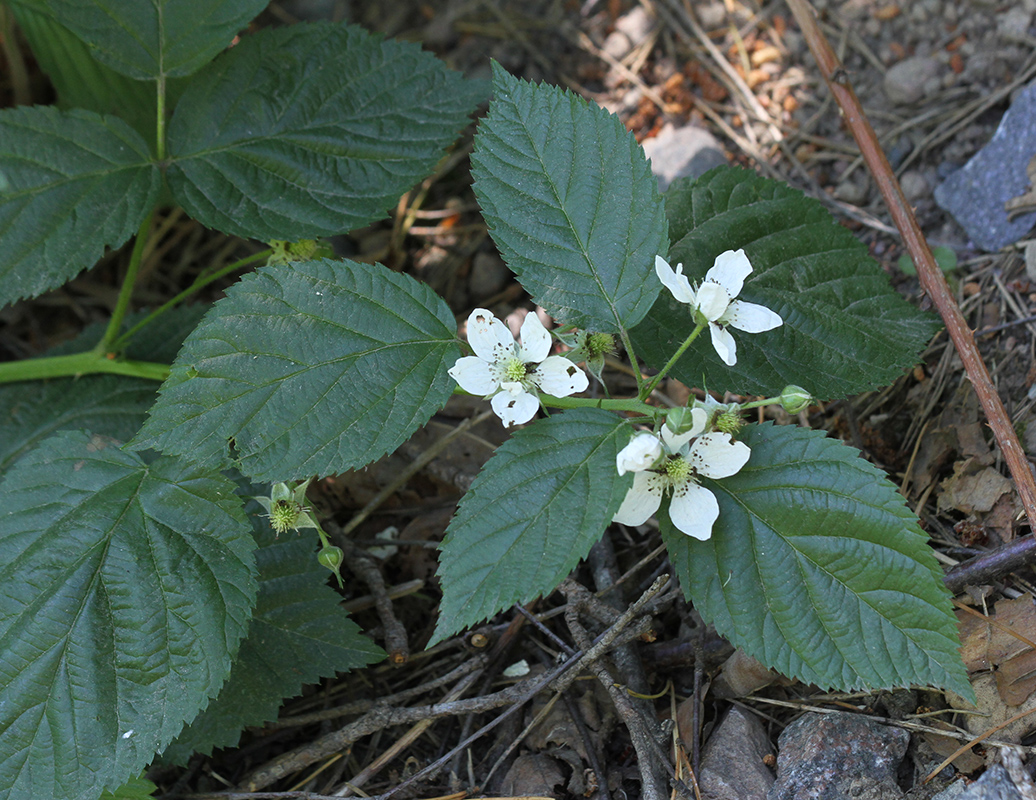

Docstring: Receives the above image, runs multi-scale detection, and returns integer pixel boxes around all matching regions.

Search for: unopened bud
[318,545,345,588]
[779,385,812,414]
[665,406,699,436]
[317,545,344,571]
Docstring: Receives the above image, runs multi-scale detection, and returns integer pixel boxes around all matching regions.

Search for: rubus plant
[0,2,971,799]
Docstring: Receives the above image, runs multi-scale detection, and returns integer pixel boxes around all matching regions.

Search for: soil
[5,0,1036,798]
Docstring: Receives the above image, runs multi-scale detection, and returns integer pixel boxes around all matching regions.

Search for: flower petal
[467,308,516,363]
[616,432,663,475]
[724,299,783,333]
[491,388,539,426]
[708,322,738,366]
[613,471,665,526]
[668,481,720,540]
[655,255,696,304]
[688,432,751,479]
[695,281,730,322]
[448,355,499,395]
[518,311,552,363]
[705,249,752,298]
[534,356,588,397]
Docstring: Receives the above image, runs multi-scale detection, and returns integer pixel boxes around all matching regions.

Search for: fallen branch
[785,0,1036,584]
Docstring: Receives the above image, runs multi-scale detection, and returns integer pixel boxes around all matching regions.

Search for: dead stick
[785,0,1036,538]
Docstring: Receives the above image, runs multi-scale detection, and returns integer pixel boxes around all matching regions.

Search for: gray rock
[931,779,969,800]
[641,124,726,192]
[884,56,942,105]
[958,764,1023,800]
[615,6,657,44]
[768,712,909,800]
[933,79,1036,251]
[700,706,775,800]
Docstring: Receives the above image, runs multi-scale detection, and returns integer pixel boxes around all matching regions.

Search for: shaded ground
[5,0,1036,797]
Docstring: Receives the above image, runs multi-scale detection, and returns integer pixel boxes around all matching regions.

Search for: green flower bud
[716,408,744,435]
[318,545,345,589]
[665,406,699,436]
[266,238,333,265]
[318,545,344,571]
[779,385,812,414]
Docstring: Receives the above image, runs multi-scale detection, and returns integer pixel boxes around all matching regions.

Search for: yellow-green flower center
[503,356,529,383]
[270,499,302,534]
[665,456,693,484]
[716,410,743,435]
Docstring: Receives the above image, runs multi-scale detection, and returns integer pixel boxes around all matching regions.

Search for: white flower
[655,249,783,366]
[448,308,589,427]
[613,415,750,540]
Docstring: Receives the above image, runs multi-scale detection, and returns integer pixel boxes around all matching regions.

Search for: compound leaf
[133,259,459,482]
[161,488,384,763]
[630,166,940,398]
[0,432,257,800]
[0,106,161,304]
[431,409,632,645]
[24,0,266,80]
[471,63,667,332]
[662,422,970,697]
[167,23,483,240]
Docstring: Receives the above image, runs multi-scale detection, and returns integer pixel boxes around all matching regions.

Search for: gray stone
[615,6,657,44]
[768,711,909,800]
[884,56,942,105]
[934,79,1036,251]
[641,124,726,192]
[931,779,969,800]
[958,764,1024,800]
[700,706,775,800]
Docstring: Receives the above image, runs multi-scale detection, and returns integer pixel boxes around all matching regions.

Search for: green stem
[111,248,271,353]
[0,352,169,384]
[617,327,644,394]
[640,320,706,400]
[156,74,166,160]
[738,395,782,411]
[451,388,659,417]
[94,211,153,357]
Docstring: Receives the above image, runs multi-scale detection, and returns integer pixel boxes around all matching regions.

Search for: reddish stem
[786,0,1036,543]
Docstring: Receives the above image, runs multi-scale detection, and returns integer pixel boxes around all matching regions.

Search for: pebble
[900,170,930,202]
[641,123,727,192]
[884,56,942,105]
[833,175,869,205]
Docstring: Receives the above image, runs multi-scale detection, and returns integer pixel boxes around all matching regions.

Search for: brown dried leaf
[938,462,1012,514]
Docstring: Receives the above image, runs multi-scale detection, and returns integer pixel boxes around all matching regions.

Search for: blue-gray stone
[934,80,1036,251]
[642,124,726,193]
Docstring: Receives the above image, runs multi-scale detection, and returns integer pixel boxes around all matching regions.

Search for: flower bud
[665,406,699,436]
[318,546,344,571]
[779,385,812,414]
[318,545,345,589]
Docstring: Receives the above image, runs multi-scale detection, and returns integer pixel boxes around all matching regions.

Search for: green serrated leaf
[132,258,459,481]
[470,63,667,333]
[20,0,266,80]
[0,105,161,304]
[0,432,258,800]
[662,422,969,697]
[431,408,633,645]
[99,775,158,800]
[166,23,483,240]
[630,166,941,398]
[0,305,208,475]
[161,484,383,763]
